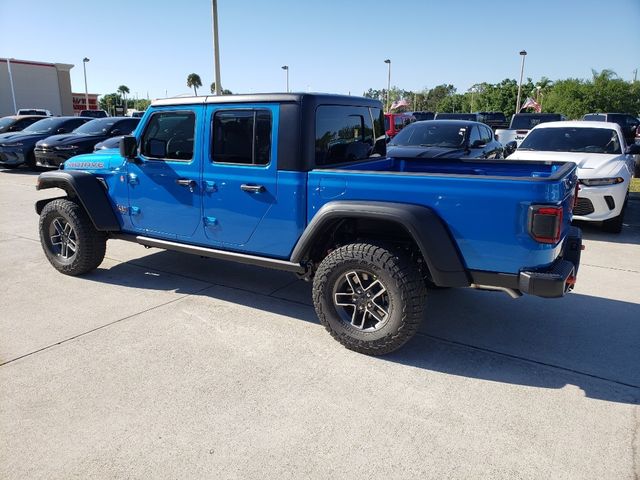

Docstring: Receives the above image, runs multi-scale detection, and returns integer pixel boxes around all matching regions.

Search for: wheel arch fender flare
[35,170,120,231]
[291,201,470,287]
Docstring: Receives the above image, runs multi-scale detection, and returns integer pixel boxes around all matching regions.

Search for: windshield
[0,118,15,132]
[519,127,622,154]
[510,115,561,130]
[73,118,117,135]
[22,118,65,134]
[390,122,467,148]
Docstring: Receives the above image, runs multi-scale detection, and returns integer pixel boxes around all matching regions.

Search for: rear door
[201,104,278,247]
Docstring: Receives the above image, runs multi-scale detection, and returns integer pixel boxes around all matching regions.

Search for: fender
[35,170,120,231]
[290,201,470,287]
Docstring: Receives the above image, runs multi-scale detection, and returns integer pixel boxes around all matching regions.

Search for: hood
[0,132,25,142]
[36,133,106,149]
[0,132,48,146]
[507,150,623,177]
[387,145,469,159]
[62,151,127,172]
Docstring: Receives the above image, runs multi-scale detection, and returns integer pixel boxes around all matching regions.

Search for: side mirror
[119,135,138,160]
[56,128,67,134]
[7,125,19,132]
[470,140,484,148]
[504,140,517,157]
[626,144,640,155]
[110,129,121,136]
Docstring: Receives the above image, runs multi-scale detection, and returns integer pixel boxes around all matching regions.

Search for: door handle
[240,184,265,193]
[176,178,197,192]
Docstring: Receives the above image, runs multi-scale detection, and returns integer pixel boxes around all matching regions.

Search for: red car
[384,113,415,138]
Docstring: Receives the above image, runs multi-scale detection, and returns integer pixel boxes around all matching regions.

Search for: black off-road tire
[312,242,427,355]
[39,199,107,275]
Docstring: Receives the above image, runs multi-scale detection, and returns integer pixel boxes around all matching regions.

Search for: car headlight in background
[53,145,79,151]
[579,177,624,186]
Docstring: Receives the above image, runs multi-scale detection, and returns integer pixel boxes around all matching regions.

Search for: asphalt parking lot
[1,169,639,479]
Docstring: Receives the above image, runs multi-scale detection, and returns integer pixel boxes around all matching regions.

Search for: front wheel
[312,243,427,355]
[602,199,627,234]
[39,199,107,275]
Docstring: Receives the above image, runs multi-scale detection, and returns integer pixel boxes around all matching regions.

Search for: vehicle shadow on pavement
[87,252,639,405]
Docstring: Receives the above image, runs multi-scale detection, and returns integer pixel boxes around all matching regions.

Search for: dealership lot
[0,170,638,478]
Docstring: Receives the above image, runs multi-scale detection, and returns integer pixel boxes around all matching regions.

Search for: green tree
[133,99,151,111]
[187,73,202,96]
[98,93,122,115]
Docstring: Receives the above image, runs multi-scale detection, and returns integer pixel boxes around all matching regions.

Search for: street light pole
[281,65,289,92]
[515,50,527,114]
[211,0,222,95]
[82,57,90,111]
[384,59,391,112]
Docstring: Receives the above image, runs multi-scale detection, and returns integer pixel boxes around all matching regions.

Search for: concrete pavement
[1,169,638,479]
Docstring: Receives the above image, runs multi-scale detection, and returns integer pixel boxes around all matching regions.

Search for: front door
[201,104,278,248]
[127,107,203,238]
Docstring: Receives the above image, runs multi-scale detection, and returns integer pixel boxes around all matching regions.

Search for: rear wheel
[39,199,107,275]
[312,242,427,355]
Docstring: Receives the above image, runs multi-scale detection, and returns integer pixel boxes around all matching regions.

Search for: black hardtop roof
[151,92,381,108]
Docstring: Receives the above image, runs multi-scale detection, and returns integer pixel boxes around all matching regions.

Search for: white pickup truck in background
[496,113,565,150]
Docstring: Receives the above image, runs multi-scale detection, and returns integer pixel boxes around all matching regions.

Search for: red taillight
[573,181,580,208]
[529,205,563,244]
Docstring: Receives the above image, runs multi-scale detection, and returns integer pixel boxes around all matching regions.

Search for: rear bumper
[469,226,582,299]
[518,226,582,298]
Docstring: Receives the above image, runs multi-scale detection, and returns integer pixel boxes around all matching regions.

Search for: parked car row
[0,116,139,169]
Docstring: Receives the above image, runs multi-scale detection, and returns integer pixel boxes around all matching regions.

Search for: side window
[468,126,482,145]
[141,111,195,161]
[394,116,403,129]
[315,105,374,166]
[481,125,493,144]
[140,111,196,160]
[211,110,271,165]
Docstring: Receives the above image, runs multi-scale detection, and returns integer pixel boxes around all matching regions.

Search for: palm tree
[187,73,202,96]
[117,85,130,110]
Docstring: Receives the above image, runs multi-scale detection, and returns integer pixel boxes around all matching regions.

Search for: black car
[434,112,480,121]
[35,117,140,168]
[0,117,92,169]
[583,113,639,144]
[0,115,47,134]
[387,120,503,159]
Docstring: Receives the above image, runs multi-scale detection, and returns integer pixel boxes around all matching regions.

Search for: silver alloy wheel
[49,217,77,259]
[333,270,390,331]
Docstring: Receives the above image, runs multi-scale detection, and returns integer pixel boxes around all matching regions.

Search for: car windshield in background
[511,115,562,130]
[390,123,466,148]
[519,127,622,154]
[22,118,65,134]
[482,113,506,122]
[73,119,117,135]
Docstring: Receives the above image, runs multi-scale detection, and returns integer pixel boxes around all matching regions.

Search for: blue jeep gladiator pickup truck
[35,93,582,355]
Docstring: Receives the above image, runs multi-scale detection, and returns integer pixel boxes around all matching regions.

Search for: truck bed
[308,157,577,274]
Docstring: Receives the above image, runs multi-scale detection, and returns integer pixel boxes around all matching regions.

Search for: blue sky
[1,0,639,100]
